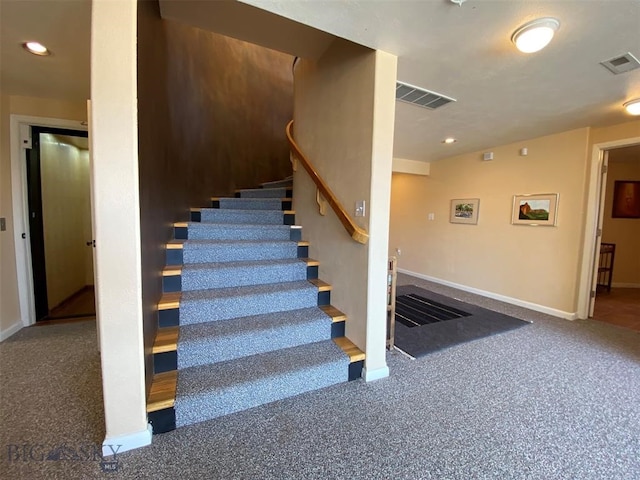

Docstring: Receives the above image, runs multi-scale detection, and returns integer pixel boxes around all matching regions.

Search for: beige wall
[40,134,92,308]
[293,39,396,378]
[0,94,87,340]
[0,92,21,339]
[602,159,640,286]
[390,128,591,316]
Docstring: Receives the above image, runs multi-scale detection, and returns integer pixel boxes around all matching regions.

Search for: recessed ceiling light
[623,99,640,116]
[442,138,457,144]
[511,18,560,53]
[22,41,51,56]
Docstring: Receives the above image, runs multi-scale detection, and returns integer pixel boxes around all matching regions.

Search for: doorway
[591,144,640,331]
[26,126,95,322]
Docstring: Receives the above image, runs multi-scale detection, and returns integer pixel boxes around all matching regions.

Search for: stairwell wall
[293,39,396,380]
[137,1,294,392]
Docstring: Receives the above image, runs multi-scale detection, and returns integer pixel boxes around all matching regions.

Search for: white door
[588,150,609,317]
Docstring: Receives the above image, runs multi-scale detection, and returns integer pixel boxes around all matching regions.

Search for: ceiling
[2,0,639,163]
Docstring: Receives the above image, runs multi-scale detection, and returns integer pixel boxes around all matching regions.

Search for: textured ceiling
[242,0,640,161]
[2,0,639,163]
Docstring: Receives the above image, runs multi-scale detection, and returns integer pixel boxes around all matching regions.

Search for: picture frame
[511,193,558,226]
[450,198,480,224]
[611,180,640,218]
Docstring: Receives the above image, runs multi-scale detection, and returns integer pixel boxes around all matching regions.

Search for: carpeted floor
[1,274,639,479]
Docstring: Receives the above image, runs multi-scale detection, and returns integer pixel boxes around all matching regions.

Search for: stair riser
[261,179,293,189]
[210,198,292,211]
[177,318,332,370]
[236,187,292,199]
[175,225,301,242]
[166,242,306,266]
[182,263,308,291]
[162,265,318,293]
[183,244,299,264]
[197,210,293,225]
[174,355,346,428]
[163,263,317,293]
[179,288,319,326]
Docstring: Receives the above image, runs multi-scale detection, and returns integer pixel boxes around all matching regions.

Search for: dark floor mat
[393,285,531,358]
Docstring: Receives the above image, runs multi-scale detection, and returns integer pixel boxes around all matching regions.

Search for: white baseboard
[102,424,152,457]
[398,269,578,320]
[611,282,640,288]
[362,365,390,382]
[0,321,23,342]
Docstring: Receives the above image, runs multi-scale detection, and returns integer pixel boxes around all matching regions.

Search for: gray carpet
[1,274,639,479]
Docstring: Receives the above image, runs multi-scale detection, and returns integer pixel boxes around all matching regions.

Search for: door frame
[10,115,88,327]
[577,135,640,319]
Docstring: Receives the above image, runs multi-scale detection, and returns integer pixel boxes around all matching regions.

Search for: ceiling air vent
[600,52,640,75]
[396,82,456,110]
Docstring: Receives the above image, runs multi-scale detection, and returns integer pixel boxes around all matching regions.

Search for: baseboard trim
[362,364,389,382]
[398,269,578,321]
[0,321,23,342]
[102,424,152,456]
[611,282,640,288]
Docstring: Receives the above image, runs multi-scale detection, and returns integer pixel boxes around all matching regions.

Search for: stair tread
[185,222,299,229]
[183,239,303,246]
[147,370,177,412]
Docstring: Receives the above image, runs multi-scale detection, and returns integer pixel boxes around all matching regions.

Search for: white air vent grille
[600,52,640,75]
[396,82,456,110]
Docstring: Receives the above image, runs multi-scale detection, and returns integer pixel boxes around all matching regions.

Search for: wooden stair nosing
[167,240,185,250]
[147,370,177,413]
[153,326,179,354]
[159,292,181,310]
[333,337,365,363]
[309,278,331,291]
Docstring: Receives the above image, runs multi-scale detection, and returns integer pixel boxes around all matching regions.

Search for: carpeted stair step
[175,222,301,242]
[165,239,310,266]
[236,187,291,199]
[175,280,328,326]
[174,339,349,427]
[147,335,364,433]
[177,307,339,369]
[209,197,291,211]
[152,304,347,373]
[261,176,293,189]
[197,208,295,225]
[172,258,313,291]
[181,240,305,264]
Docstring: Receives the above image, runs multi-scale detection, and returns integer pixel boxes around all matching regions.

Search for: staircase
[146,177,365,433]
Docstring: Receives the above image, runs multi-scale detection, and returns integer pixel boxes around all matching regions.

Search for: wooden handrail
[286,120,369,245]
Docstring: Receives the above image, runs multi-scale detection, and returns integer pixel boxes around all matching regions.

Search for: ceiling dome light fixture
[22,41,51,56]
[442,137,457,144]
[623,99,640,116]
[511,17,560,53]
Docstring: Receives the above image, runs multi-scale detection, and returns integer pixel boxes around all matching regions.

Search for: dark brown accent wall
[137,1,293,393]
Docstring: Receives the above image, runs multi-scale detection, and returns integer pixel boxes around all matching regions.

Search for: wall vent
[600,52,640,75]
[396,82,456,110]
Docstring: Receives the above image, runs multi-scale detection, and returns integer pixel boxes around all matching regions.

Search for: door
[588,150,610,317]
[25,126,92,321]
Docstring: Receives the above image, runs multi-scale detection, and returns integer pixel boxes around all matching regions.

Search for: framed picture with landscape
[450,198,480,224]
[511,193,558,226]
